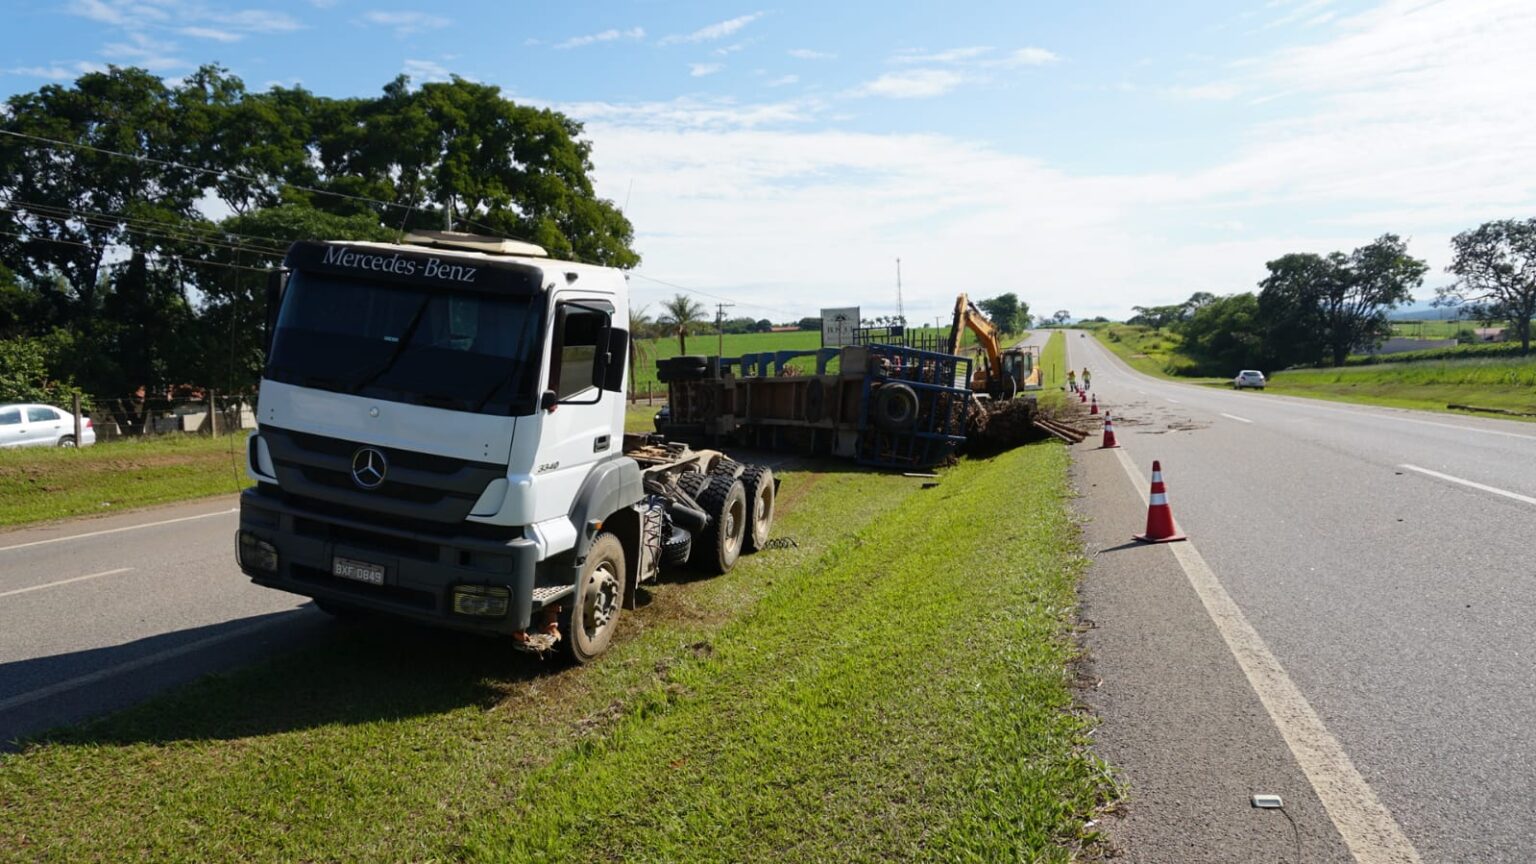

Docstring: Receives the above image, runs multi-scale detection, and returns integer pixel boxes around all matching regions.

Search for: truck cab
[236,231,652,660]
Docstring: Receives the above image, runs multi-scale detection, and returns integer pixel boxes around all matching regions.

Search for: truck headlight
[237,531,279,573]
[452,584,510,617]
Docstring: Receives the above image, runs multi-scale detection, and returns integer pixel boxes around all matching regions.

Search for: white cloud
[893,46,993,64]
[219,10,302,33]
[659,12,763,45]
[854,69,966,99]
[996,46,1058,67]
[556,27,644,49]
[1163,82,1242,101]
[713,41,750,57]
[788,48,835,60]
[403,58,451,81]
[558,0,1536,321]
[178,26,242,42]
[361,10,451,36]
[4,61,106,80]
[689,63,724,78]
[101,31,185,71]
[766,74,798,87]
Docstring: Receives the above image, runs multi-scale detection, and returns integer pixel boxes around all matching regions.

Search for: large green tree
[1179,292,1263,371]
[1256,236,1425,366]
[1440,218,1536,354]
[657,294,707,354]
[977,293,1028,333]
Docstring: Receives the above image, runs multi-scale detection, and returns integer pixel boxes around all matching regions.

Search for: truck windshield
[266,270,543,415]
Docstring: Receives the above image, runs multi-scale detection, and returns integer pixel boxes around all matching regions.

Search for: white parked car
[0,403,96,448]
[1232,370,1267,390]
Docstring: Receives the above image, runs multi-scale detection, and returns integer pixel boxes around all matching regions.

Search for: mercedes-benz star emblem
[351,446,388,490]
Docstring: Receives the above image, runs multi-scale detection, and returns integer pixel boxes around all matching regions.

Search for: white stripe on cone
[1150,493,1168,505]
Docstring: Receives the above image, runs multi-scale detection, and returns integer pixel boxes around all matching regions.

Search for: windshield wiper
[348,296,433,394]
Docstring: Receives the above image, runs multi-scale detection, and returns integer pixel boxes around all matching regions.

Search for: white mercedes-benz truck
[237,231,776,663]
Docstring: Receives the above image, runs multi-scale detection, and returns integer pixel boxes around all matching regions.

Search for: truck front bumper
[237,486,542,635]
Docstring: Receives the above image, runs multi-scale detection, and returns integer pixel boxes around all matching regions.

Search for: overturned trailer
[656,343,973,470]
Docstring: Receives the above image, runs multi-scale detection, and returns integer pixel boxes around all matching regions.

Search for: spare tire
[872,382,920,432]
[656,355,709,383]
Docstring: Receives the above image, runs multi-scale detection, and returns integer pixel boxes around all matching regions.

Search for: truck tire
[709,456,743,478]
[740,465,775,552]
[690,475,747,575]
[656,355,708,383]
[662,525,693,567]
[677,470,710,498]
[560,532,625,664]
[872,383,919,432]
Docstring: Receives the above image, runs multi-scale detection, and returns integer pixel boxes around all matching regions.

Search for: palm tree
[657,293,706,354]
[628,304,654,395]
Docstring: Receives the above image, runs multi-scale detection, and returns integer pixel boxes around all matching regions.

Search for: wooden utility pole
[72,393,82,446]
[714,302,734,357]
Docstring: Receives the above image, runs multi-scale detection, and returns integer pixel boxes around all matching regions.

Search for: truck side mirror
[598,328,628,393]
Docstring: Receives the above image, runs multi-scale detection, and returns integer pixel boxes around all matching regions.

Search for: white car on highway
[1232,370,1267,390]
[0,403,96,448]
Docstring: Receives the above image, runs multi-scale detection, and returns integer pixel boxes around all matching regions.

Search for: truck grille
[260,425,505,524]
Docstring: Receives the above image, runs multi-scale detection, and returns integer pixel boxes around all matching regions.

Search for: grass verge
[1263,356,1536,418]
[0,434,248,526]
[1037,330,1069,411]
[0,444,1112,862]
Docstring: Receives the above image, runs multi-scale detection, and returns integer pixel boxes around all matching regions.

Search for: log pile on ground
[963,395,1093,454]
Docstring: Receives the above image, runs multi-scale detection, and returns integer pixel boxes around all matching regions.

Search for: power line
[628,271,800,319]
[0,202,288,260]
[0,228,277,274]
[0,196,292,255]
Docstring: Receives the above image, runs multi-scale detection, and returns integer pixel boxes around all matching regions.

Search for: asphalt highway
[1065,330,1536,863]
[0,497,328,746]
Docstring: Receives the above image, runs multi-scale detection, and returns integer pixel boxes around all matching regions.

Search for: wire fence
[68,392,260,440]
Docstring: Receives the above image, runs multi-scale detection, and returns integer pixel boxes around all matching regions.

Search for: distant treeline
[1124,223,1536,374]
[0,65,637,431]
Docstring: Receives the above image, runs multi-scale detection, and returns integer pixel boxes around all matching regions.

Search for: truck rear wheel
[740,465,775,552]
[691,475,747,575]
[561,533,625,664]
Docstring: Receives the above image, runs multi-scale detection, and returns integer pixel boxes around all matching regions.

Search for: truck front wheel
[561,533,626,664]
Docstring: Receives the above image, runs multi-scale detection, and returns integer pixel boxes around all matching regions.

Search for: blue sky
[5,0,1536,323]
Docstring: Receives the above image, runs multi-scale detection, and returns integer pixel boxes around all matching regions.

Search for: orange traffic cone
[1099,412,1120,449]
[1090,394,1099,414]
[1133,460,1186,543]
[1079,389,1087,403]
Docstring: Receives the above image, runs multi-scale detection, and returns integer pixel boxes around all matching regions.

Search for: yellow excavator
[946,293,1039,398]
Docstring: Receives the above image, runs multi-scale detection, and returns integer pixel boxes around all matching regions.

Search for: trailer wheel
[691,475,747,575]
[872,383,919,432]
[561,533,625,664]
[709,456,743,478]
[740,465,775,552]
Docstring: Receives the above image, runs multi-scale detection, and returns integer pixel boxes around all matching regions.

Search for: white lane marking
[0,614,300,715]
[1220,413,1253,424]
[0,567,133,599]
[0,507,238,554]
[1165,397,1182,404]
[1398,464,1536,507]
[1112,448,1422,864]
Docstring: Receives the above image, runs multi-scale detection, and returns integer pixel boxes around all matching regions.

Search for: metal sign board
[821,307,860,347]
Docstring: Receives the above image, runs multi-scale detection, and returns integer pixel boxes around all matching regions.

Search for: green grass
[1388,318,1507,340]
[1090,325,1222,382]
[1265,355,1536,417]
[1035,331,1070,410]
[0,434,249,526]
[0,444,1114,863]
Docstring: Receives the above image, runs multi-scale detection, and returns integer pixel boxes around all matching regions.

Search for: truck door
[540,301,618,501]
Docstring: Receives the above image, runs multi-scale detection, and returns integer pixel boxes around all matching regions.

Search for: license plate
[332,556,385,585]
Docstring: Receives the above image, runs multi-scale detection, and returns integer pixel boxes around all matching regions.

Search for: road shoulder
[1071,445,1353,863]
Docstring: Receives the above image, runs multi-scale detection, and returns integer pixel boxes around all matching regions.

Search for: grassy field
[1266,355,1536,417]
[0,434,249,526]
[0,443,1115,863]
[1035,331,1069,410]
[1389,318,1506,340]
